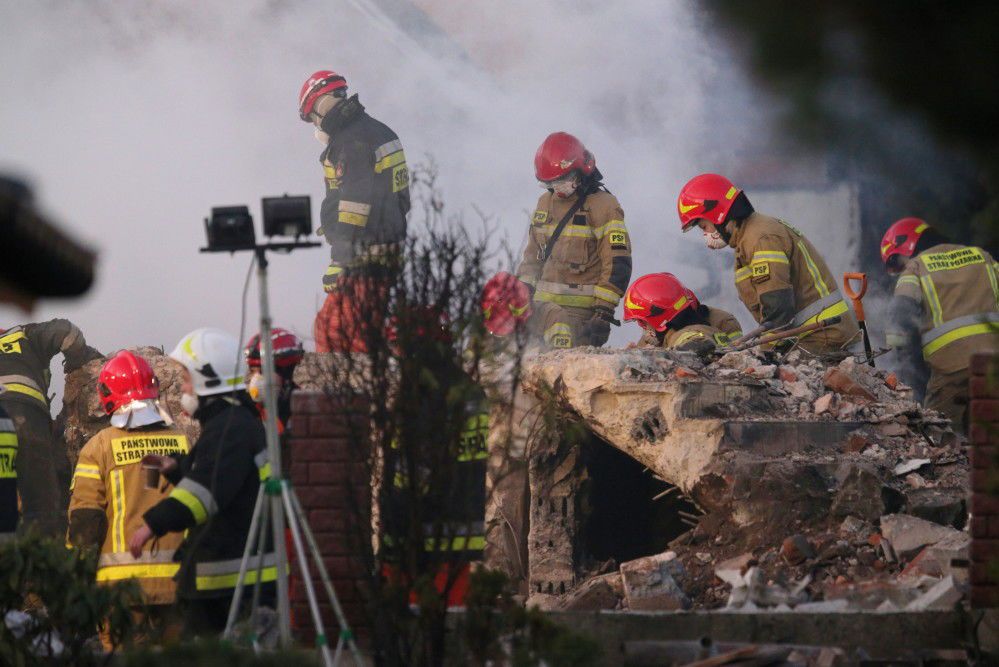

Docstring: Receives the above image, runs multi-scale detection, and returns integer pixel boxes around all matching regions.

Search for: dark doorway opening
[582,433,697,564]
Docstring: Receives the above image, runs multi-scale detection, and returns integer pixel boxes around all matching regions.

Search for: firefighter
[128,328,275,635]
[516,132,632,349]
[67,351,188,645]
[244,327,304,432]
[677,174,861,355]
[623,273,743,355]
[299,70,410,353]
[0,393,18,543]
[0,319,102,535]
[479,272,535,590]
[882,217,999,426]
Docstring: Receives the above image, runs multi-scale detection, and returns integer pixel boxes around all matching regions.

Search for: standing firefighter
[67,351,188,645]
[300,70,410,353]
[128,328,275,635]
[0,319,101,535]
[677,174,861,355]
[882,217,999,426]
[517,132,632,349]
[624,272,743,355]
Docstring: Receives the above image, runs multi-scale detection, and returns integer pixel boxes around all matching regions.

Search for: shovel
[843,272,875,367]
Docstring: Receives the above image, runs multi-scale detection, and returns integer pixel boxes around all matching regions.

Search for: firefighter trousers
[2,400,67,537]
[926,366,970,431]
[314,277,388,353]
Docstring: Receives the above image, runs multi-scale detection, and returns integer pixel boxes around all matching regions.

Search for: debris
[695,552,713,563]
[620,551,691,611]
[778,366,797,383]
[905,473,927,489]
[830,465,904,522]
[780,535,815,565]
[838,516,870,537]
[813,392,837,415]
[714,553,754,587]
[844,431,872,453]
[900,532,970,581]
[824,367,876,401]
[884,372,899,390]
[880,514,965,560]
[905,575,962,611]
[893,458,930,476]
[904,487,967,529]
[559,572,623,611]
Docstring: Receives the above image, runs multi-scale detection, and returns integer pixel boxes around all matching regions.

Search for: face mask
[180,392,200,417]
[703,229,728,250]
[248,374,265,403]
[314,128,330,145]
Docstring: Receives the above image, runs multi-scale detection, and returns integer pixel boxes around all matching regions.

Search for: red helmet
[299,70,348,121]
[677,173,742,231]
[534,132,596,182]
[386,307,451,344]
[245,328,305,369]
[881,217,930,272]
[481,272,533,336]
[622,273,699,333]
[98,350,158,415]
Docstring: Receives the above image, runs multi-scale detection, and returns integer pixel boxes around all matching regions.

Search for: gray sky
[1,0,777,406]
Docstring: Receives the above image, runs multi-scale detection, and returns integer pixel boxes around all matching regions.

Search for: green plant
[120,639,319,666]
[0,531,139,665]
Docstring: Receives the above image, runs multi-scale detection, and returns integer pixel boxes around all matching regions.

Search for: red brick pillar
[970,353,999,608]
[286,391,371,645]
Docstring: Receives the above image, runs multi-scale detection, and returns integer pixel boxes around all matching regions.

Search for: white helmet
[170,327,247,396]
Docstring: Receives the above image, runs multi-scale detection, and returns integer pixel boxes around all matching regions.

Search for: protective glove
[322,262,344,293]
[676,335,717,359]
[586,306,616,346]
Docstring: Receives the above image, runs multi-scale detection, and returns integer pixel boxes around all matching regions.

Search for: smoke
[1,0,780,406]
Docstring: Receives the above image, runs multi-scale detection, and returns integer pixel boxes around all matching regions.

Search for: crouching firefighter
[67,351,189,646]
[881,218,999,427]
[128,328,277,636]
[624,272,743,355]
[516,132,632,349]
[677,174,860,356]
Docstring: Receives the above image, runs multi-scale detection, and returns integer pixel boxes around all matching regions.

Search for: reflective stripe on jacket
[0,406,17,535]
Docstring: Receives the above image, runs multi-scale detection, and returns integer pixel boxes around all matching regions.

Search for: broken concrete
[880,514,966,560]
[620,551,691,611]
[905,486,967,529]
[558,572,623,611]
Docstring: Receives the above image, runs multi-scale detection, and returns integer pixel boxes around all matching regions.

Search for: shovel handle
[843,272,868,320]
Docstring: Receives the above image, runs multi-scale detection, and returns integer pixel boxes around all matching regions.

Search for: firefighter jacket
[318,94,410,290]
[67,424,189,604]
[0,319,101,411]
[639,306,743,350]
[516,189,633,317]
[0,400,17,539]
[143,394,275,599]
[730,213,860,353]
[886,244,999,376]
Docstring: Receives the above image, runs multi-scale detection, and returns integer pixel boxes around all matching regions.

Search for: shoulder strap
[541,192,588,264]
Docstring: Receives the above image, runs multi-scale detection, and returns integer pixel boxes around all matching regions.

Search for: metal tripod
[221,246,363,666]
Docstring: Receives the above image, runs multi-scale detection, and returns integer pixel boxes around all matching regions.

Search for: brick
[971,563,996,585]
[971,585,999,608]
[973,445,998,469]
[309,461,346,485]
[292,392,339,415]
[309,509,347,533]
[972,516,992,539]
[312,531,349,557]
[971,399,999,422]
[973,492,999,516]
[973,469,997,492]
[309,415,350,438]
[971,353,998,377]
[971,376,999,399]
[296,485,347,509]
[290,462,309,485]
[287,414,310,436]
[972,539,999,562]
[288,438,348,463]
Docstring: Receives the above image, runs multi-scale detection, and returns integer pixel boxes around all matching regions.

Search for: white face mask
[314,128,330,145]
[180,392,200,417]
[540,175,580,199]
[703,228,728,250]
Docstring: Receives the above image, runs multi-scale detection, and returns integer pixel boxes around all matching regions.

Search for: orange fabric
[314,278,387,353]
[380,562,472,608]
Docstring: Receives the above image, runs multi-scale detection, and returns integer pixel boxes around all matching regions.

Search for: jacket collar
[319,94,365,135]
[194,392,252,423]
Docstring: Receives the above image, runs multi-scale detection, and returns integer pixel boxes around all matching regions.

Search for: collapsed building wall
[519,346,970,612]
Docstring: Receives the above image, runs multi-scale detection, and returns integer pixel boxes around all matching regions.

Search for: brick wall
[970,353,999,608]
[286,391,371,645]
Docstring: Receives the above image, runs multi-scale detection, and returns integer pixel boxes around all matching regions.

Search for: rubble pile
[519,347,970,612]
[58,346,199,469]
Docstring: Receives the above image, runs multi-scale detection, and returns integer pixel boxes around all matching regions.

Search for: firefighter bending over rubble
[881,217,999,427]
[299,70,410,353]
[516,132,632,349]
[677,174,861,356]
[623,272,742,356]
[67,351,189,646]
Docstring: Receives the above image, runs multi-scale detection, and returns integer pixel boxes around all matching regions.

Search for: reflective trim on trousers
[96,562,180,582]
